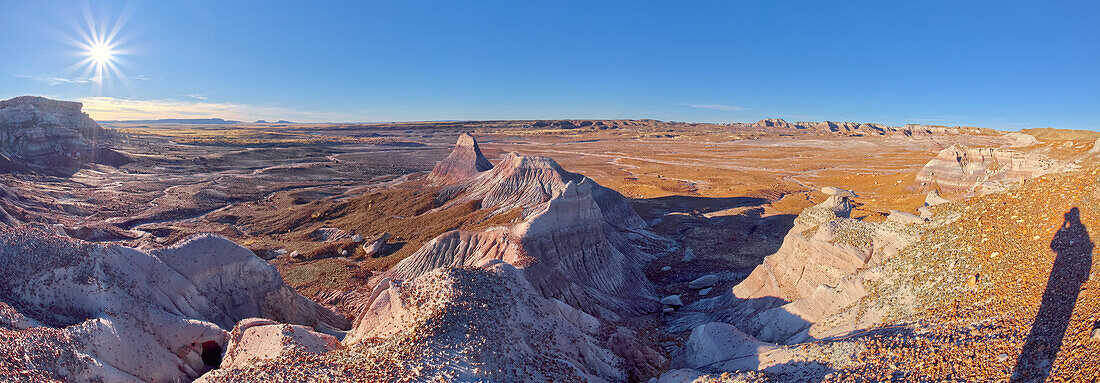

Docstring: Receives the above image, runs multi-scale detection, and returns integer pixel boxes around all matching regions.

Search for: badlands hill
[1,97,1099,382]
[0,96,127,173]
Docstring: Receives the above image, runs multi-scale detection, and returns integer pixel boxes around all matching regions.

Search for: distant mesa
[101,118,241,124]
[254,119,270,123]
[1019,127,1100,140]
[528,119,619,130]
[275,120,294,124]
[0,95,129,173]
[740,118,986,137]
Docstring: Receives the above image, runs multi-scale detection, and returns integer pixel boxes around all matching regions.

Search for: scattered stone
[289,250,301,259]
[998,353,1009,362]
[660,295,683,307]
[1092,328,1100,341]
[351,234,363,242]
[361,232,391,258]
[925,192,950,206]
[698,287,713,296]
[821,186,858,198]
[311,227,350,242]
[688,275,718,290]
[681,248,696,262]
[919,205,934,219]
[660,266,671,272]
[887,210,925,225]
[663,307,675,313]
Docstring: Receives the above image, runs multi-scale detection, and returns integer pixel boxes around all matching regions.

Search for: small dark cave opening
[201,341,223,367]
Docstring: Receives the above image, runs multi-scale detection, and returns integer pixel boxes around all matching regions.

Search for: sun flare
[88,42,114,65]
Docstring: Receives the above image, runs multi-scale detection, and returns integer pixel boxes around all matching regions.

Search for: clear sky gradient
[1,0,1097,129]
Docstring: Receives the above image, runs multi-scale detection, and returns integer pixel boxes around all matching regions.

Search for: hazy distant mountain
[275,120,294,124]
[254,119,270,123]
[100,118,241,124]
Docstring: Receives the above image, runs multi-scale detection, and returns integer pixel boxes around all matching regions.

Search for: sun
[88,42,114,65]
[61,5,135,93]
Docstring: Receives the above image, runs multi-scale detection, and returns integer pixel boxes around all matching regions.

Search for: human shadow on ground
[1011,207,1093,382]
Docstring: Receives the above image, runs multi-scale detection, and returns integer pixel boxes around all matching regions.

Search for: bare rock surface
[1005,132,1039,147]
[924,191,950,206]
[0,228,347,382]
[213,318,342,371]
[688,275,718,290]
[392,179,661,319]
[913,144,1063,194]
[436,151,647,230]
[887,210,925,225]
[426,133,493,186]
[670,189,919,344]
[360,232,390,258]
[206,261,662,382]
[388,136,664,320]
[821,186,857,198]
[0,96,123,172]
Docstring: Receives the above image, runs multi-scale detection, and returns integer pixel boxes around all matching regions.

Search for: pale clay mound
[202,261,664,382]
[0,229,347,382]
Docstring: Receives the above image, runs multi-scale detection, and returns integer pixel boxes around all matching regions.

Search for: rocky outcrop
[151,235,349,331]
[394,179,660,320]
[213,318,342,371]
[395,137,663,320]
[437,152,646,230]
[427,133,493,186]
[0,228,347,382]
[208,261,661,382]
[0,204,17,227]
[360,232,391,258]
[1005,132,1039,147]
[913,144,1064,194]
[0,96,122,171]
[671,188,918,344]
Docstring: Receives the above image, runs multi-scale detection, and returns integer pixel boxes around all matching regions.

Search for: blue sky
[0,0,1097,129]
